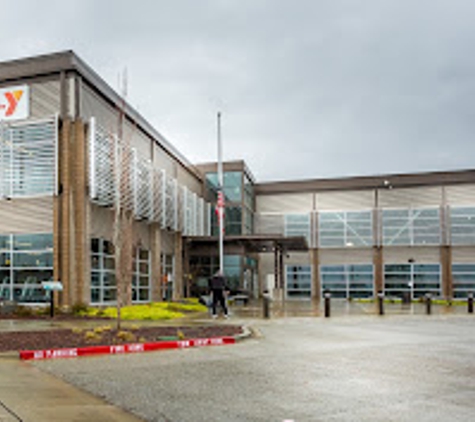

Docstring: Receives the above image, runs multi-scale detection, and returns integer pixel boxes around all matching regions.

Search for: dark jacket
[209,274,227,291]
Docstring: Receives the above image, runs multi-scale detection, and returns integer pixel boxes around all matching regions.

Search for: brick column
[441,246,453,300]
[72,120,88,304]
[311,248,320,302]
[373,246,383,295]
[54,119,88,308]
[57,119,71,307]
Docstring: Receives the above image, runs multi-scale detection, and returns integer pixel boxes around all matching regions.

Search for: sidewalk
[0,313,243,421]
[0,354,143,421]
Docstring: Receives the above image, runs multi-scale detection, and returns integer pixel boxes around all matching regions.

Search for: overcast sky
[2,0,475,181]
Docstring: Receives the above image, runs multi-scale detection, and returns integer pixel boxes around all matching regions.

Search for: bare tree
[113,69,135,330]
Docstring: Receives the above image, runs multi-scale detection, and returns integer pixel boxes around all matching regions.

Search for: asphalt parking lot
[34,313,475,422]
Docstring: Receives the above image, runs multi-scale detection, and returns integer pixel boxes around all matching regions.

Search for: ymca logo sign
[0,85,29,121]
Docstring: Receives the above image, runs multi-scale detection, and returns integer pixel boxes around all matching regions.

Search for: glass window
[383,208,440,246]
[13,233,53,251]
[0,233,53,303]
[286,265,312,299]
[206,171,243,203]
[132,248,150,303]
[450,207,475,245]
[285,214,311,244]
[90,238,117,304]
[319,211,372,248]
[321,264,373,299]
[452,264,475,298]
[384,263,440,299]
[244,174,254,210]
[211,206,242,236]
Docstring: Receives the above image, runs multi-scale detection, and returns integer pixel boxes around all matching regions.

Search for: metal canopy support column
[274,245,279,298]
[279,245,285,314]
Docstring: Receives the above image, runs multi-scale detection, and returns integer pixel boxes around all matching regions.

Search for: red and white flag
[215,191,225,230]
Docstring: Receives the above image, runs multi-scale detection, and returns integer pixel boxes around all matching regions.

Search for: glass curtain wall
[91,239,152,304]
[285,214,311,244]
[384,263,441,299]
[207,171,244,235]
[286,265,312,299]
[320,264,373,299]
[450,207,475,245]
[161,254,174,301]
[0,234,53,303]
[189,254,243,295]
[452,264,475,298]
[90,238,116,304]
[319,211,372,247]
[132,248,151,302]
[382,208,440,246]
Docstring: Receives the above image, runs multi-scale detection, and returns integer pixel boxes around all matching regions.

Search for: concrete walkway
[0,354,143,422]
[0,314,232,422]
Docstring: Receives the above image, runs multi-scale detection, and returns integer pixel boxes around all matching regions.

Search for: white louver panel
[151,169,163,223]
[198,198,205,236]
[182,186,188,235]
[134,154,153,220]
[89,119,115,207]
[176,182,184,232]
[164,174,176,230]
[88,118,207,232]
[192,192,198,236]
[0,116,58,198]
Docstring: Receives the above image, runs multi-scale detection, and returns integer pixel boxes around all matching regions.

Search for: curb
[19,336,236,361]
[18,325,255,361]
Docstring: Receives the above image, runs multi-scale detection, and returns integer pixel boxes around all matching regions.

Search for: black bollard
[377,291,384,316]
[324,291,331,318]
[425,293,432,315]
[468,292,473,314]
[263,290,270,319]
[50,291,55,318]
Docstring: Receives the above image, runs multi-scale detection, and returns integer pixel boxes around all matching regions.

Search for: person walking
[209,271,229,318]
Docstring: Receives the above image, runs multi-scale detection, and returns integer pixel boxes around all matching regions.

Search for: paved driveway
[35,315,475,422]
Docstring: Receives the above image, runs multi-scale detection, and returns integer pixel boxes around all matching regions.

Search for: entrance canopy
[184,234,308,254]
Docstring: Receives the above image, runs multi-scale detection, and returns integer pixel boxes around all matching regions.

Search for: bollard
[468,292,473,314]
[377,291,384,316]
[425,293,432,315]
[263,290,271,319]
[324,291,331,318]
[50,291,55,318]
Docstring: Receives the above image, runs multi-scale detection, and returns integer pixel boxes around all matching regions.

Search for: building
[0,50,474,307]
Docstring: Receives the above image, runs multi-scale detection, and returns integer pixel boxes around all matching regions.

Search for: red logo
[3,90,24,116]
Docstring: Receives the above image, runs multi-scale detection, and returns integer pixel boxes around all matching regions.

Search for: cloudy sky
[2,0,475,181]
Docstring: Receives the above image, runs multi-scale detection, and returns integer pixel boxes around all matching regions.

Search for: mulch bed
[0,325,243,353]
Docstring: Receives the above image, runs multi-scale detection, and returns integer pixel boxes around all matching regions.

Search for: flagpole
[217,111,224,273]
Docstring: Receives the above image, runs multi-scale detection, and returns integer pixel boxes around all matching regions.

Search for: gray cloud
[2,0,475,181]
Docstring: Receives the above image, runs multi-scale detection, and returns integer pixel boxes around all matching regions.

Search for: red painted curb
[19,336,236,361]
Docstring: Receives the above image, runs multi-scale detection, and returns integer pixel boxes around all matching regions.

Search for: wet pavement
[230,297,472,318]
[30,310,475,422]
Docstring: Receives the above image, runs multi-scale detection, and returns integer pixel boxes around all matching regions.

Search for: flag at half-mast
[215,190,225,231]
